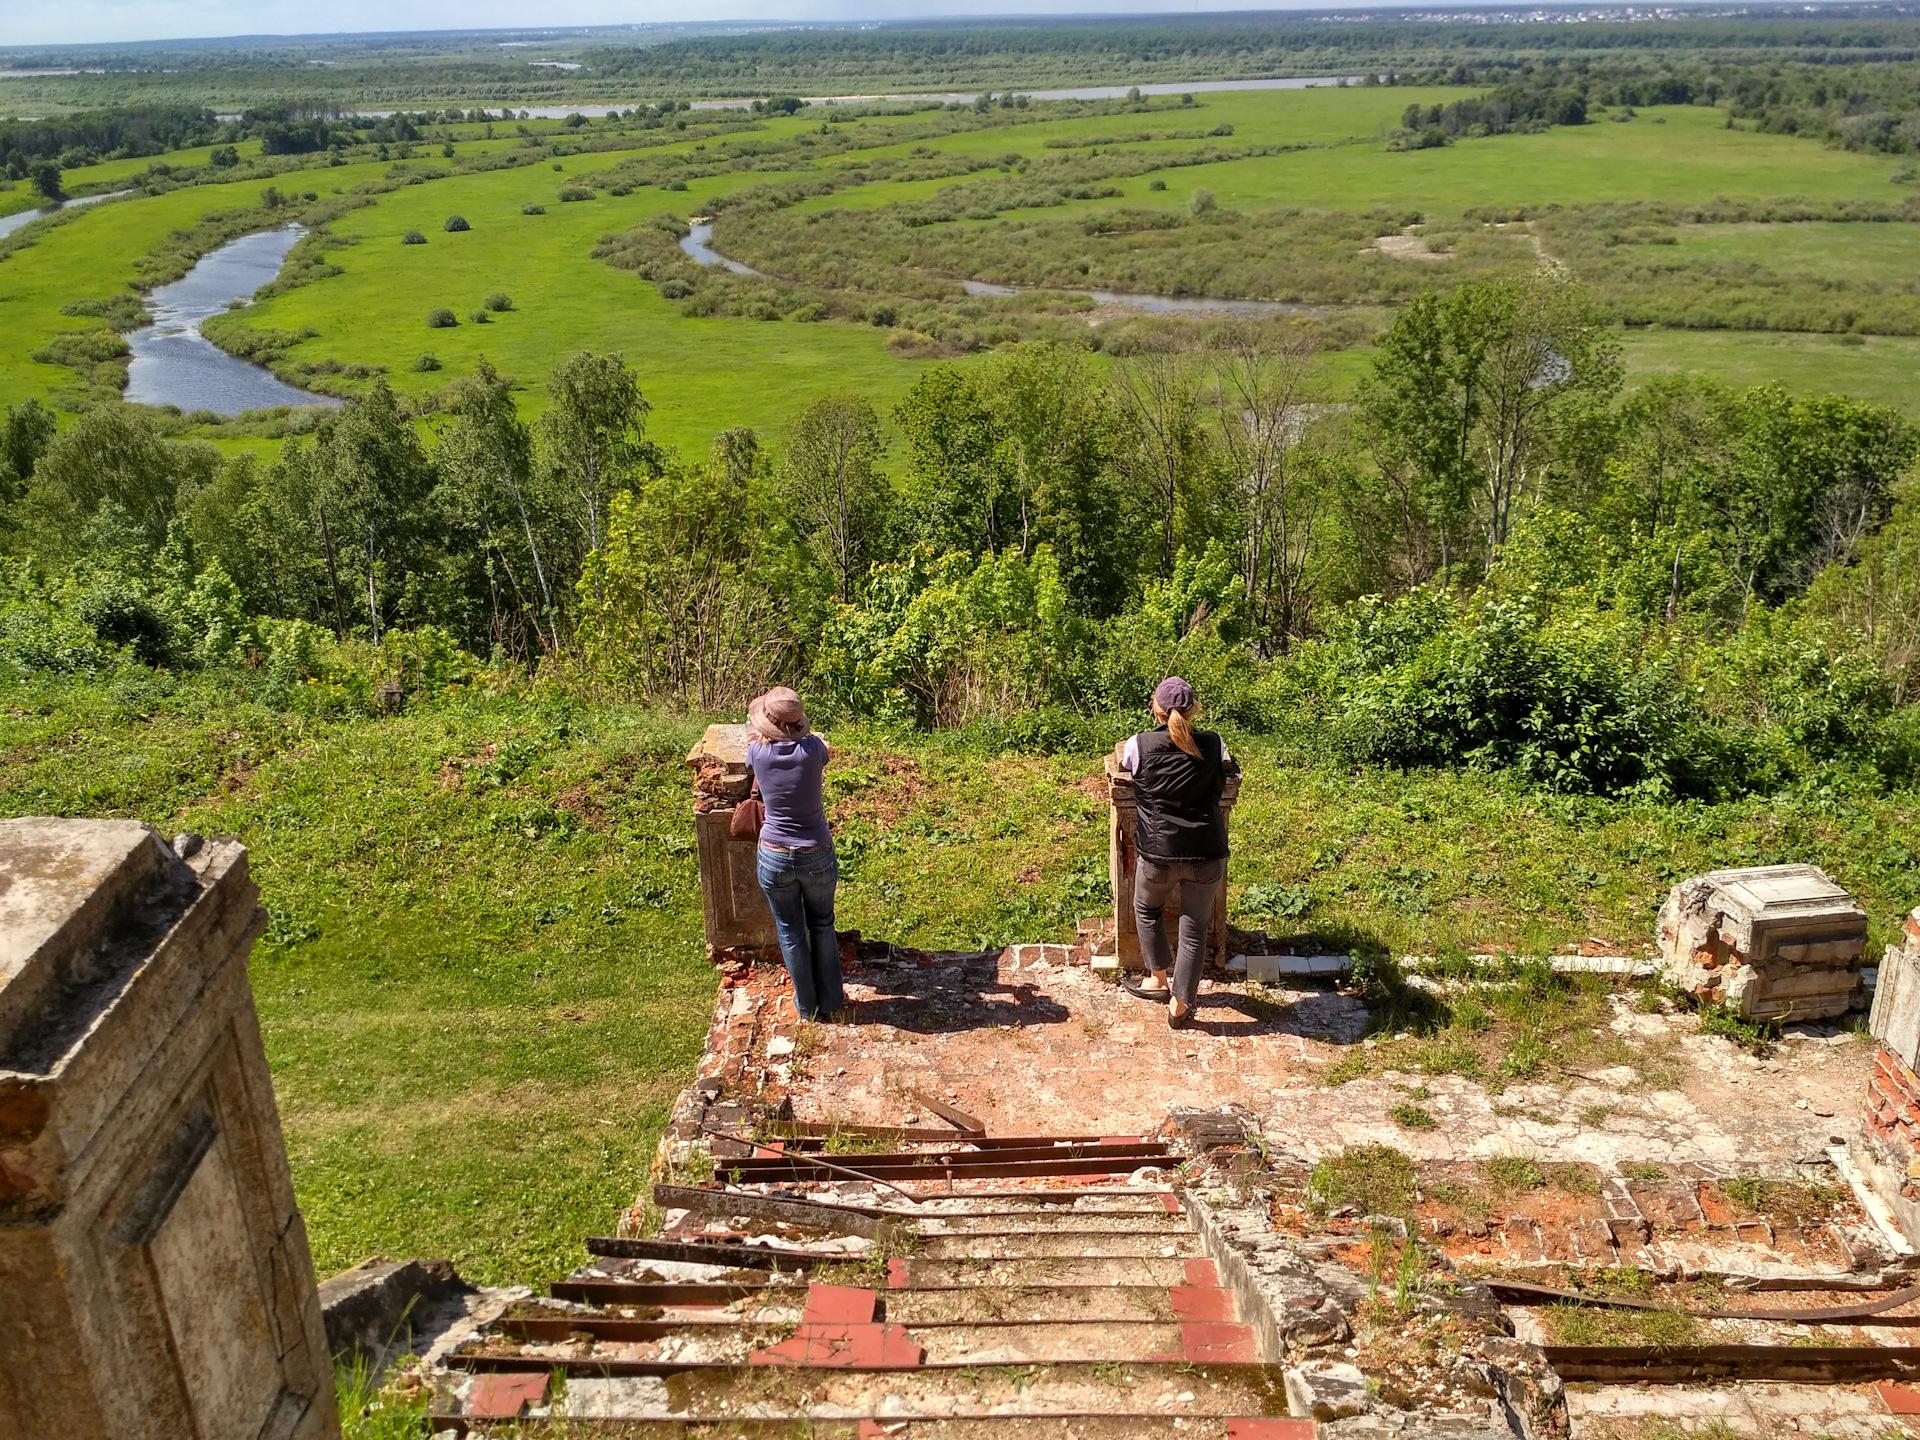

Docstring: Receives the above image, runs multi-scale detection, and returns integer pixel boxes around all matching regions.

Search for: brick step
[912,1215,1188,1236]
[889,1254,1216,1288]
[442,1360,1284,1421]
[434,1412,1311,1437]
[909,1231,1203,1260]
[497,1316,1256,1366]
[557,1282,1230,1325]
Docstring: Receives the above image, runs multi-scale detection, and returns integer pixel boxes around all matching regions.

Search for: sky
[5,1,1330,49]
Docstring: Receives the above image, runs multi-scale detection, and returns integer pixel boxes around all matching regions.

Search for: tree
[437,357,563,655]
[27,159,62,202]
[1454,274,1620,559]
[0,398,57,501]
[980,342,1132,615]
[1211,328,1329,652]
[893,365,1016,556]
[31,405,213,551]
[780,393,890,602]
[576,430,795,708]
[539,351,656,569]
[1358,275,1620,580]
[297,383,436,642]
[1111,348,1217,577]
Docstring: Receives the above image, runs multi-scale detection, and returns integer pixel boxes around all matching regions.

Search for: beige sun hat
[747,686,811,742]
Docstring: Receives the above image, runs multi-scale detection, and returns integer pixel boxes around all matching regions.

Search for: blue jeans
[756,844,845,1019]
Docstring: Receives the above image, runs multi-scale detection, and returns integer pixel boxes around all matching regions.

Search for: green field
[5,87,1920,453]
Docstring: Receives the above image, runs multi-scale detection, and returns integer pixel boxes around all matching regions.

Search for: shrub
[521,203,546,215]
[401,230,426,245]
[1210,122,1235,137]
[657,278,693,299]
[426,308,457,328]
[483,293,513,312]
[443,215,470,232]
[869,304,897,327]
[1189,188,1217,216]
[468,310,490,324]
[558,185,595,202]
[664,179,688,192]
[784,302,826,323]
[1148,178,1167,191]
[412,352,442,371]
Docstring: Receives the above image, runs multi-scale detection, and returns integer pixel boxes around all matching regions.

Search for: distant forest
[6,8,1920,110]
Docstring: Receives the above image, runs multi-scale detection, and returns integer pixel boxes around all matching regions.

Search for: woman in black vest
[1121,677,1239,1029]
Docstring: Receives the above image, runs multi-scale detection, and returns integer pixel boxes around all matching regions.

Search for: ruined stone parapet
[686,723,778,961]
[1656,863,1868,1021]
[0,819,335,1440]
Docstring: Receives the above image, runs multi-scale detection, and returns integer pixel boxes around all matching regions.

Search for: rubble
[1657,864,1869,1020]
[1856,906,1920,1246]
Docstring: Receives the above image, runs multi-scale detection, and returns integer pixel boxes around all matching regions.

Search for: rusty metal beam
[549,1280,779,1306]
[910,1089,986,1135]
[583,1236,842,1271]
[717,1152,1167,1184]
[1543,1345,1920,1384]
[652,1184,896,1237]
[1491,1279,1920,1323]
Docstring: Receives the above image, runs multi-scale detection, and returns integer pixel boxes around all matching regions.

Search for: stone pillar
[1655,863,1869,1020]
[0,819,336,1440]
[687,724,779,962]
[1860,906,1920,1245]
[1105,744,1241,973]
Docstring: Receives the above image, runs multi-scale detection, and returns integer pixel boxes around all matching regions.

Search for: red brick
[1184,1258,1221,1287]
[1177,1322,1260,1364]
[886,1257,911,1289]
[465,1372,548,1419]
[1158,1192,1183,1214]
[1227,1422,1317,1440]
[752,1322,925,1368]
[804,1284,879,1324]
[1878,1383,1920,1415]
[1171,1286,1238,1322]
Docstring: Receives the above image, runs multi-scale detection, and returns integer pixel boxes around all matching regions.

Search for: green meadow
[5,87,1920,454]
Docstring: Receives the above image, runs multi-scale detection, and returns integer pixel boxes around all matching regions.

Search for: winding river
[0,189,124,241]
[124,227,342,416]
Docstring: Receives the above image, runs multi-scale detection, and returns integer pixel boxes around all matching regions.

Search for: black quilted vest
[1131,727,1230,862]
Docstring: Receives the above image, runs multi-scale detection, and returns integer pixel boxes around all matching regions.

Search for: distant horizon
[0,1,1886,52]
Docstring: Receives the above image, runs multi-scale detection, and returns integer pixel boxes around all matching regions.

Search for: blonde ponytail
[1153,700,1203,758]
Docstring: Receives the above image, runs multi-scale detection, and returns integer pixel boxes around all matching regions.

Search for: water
[124,227,342,417]
[341,77,1355,119]
[0,189,125,241]
[968,277,1311,316]
[679,221,764,276]
[706,76,1359,108]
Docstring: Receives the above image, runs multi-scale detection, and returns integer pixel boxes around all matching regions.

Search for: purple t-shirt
[747,735,833,849]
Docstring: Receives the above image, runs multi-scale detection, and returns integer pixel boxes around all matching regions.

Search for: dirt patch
[1372,232,1452,262]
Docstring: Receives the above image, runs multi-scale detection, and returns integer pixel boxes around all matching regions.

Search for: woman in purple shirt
[745,687,846,1021]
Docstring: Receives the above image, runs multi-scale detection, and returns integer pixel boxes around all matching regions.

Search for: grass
[6,91,1920,445]
[1541,1300,1700,1346]
[1309,1143,1416,1218]
[7,643,1920,1279]
[1621,328,1920,415]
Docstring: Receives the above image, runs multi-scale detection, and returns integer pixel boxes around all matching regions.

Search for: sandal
[1122,977,1171,1003]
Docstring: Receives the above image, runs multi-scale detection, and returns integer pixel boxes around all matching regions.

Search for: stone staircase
[429,1157,1308,1435]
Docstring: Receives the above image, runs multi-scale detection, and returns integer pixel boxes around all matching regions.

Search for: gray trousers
[1133,855,1225,1006]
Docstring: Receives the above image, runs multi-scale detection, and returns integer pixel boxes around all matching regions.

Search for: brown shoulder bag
[730,777,765,842]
